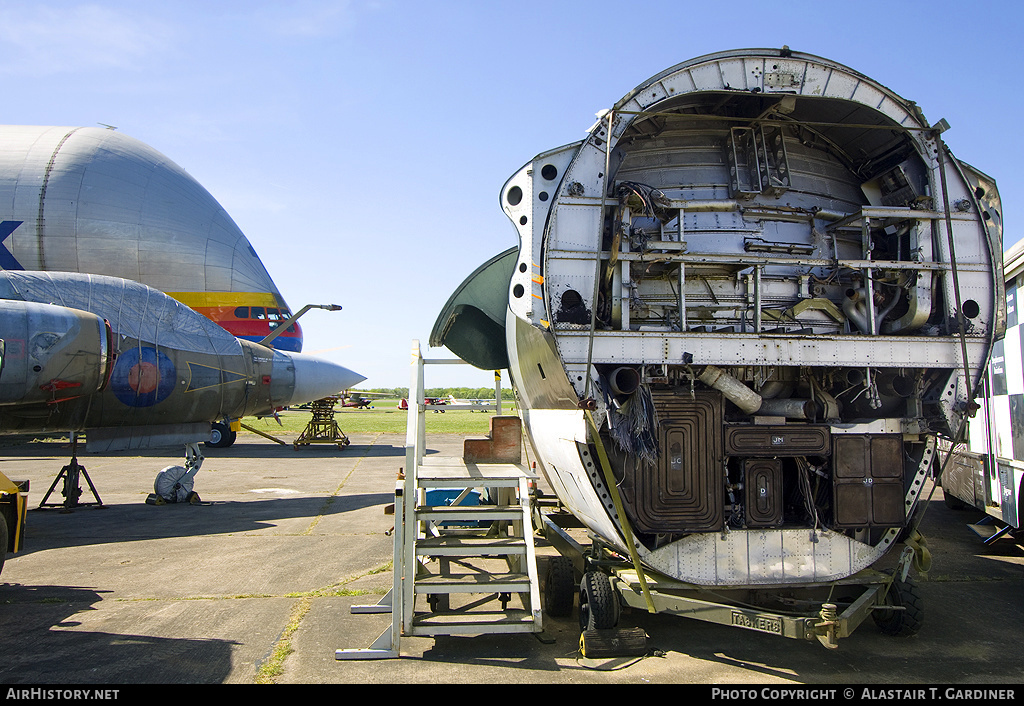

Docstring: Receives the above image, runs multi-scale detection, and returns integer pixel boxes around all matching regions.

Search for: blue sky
[2,0,1021,388]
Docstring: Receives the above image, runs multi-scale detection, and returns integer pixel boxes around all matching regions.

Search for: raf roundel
[110,347,177,408]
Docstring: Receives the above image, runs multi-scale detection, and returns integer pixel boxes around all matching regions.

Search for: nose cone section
[272,351,366,407]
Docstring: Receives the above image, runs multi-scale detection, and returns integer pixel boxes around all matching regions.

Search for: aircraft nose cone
[272,351,366,407]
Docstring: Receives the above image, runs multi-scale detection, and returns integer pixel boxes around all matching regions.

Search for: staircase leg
[335,626,398,660]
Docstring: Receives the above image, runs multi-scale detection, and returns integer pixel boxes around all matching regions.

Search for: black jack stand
[38,434,104,512]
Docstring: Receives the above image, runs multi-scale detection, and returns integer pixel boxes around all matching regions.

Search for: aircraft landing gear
[205,421,236,448]
[148,443,205,504]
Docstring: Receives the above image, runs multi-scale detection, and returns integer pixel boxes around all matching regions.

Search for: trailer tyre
[543,556,575,618]
[942,490,970,510]
[872,574,923,637]
[579,571,619,631]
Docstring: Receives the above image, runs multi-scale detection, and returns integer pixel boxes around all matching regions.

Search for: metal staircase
[337,341,541,660]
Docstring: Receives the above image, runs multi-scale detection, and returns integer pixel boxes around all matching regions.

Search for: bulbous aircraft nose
[271,351,366,407]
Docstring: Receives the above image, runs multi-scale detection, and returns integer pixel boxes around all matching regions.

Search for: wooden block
[464,416,522,463]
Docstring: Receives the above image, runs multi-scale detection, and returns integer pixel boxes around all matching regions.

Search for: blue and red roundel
[110,347,177,407]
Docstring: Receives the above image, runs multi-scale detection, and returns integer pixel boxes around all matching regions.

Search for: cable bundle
[607,384,660,467]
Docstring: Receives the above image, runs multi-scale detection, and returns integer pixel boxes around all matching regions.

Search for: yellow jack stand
[294,397,351,450]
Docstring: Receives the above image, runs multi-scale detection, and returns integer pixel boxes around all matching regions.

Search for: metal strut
[584,409,656,614]
[585,109,616,401]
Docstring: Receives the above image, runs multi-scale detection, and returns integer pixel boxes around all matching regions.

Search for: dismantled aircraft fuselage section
[436,49,1002,590]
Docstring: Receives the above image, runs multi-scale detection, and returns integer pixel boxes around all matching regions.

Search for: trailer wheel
[543,556,575,618]
[579,571,619,631]
[872,574,924,637]
[942,490,970,510]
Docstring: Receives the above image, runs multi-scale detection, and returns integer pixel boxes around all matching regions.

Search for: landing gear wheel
[543,556,575,618]
[206,422,236,448]
[154,465,196,504]
[579,570,619,631]
[873,574,924,637]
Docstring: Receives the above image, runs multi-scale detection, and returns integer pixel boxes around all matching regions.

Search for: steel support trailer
[537,511,920,650]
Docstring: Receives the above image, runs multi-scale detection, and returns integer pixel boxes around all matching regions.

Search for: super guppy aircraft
[0,126,364,508]
[0,125,308,354]
[0,125,364,449]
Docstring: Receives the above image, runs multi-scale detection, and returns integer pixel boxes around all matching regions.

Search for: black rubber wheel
[872,574,924,637]
[543,556,575,618]
[942,489,971,510]
[0,511,8,578]
[579,570,619,631]
[205,422,236,448]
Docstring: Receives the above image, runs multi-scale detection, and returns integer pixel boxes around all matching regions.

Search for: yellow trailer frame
[0,470,29,577]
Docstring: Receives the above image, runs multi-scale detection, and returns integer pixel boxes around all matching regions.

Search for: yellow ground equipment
[294,397,350,450]
[0,470,28,577]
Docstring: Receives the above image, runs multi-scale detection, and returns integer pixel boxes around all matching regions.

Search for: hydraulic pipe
[609,367,641,396]
[757,398,819,419]
[697,365,762,415]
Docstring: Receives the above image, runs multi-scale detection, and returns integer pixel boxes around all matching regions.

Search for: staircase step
[417,476,522,489]
[415,572,532,594]
[410,611,537,636]
[416,536,527,557]
[418,461,533,488]
[418,505,523,522]
[969,522,1001,539]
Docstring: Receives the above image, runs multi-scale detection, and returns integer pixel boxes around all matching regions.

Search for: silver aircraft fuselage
[436,49,1002,587]
[0,126,306,352]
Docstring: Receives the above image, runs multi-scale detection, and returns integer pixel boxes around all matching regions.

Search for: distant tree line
[361,387,515,400]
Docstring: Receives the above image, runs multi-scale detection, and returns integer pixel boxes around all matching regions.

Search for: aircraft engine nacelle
[0,300,112,406]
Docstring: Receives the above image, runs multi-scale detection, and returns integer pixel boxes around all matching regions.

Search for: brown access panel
[831,434,906,528]
[619,390,724,533]
[744,458,783,528]
[724,425,830,456]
